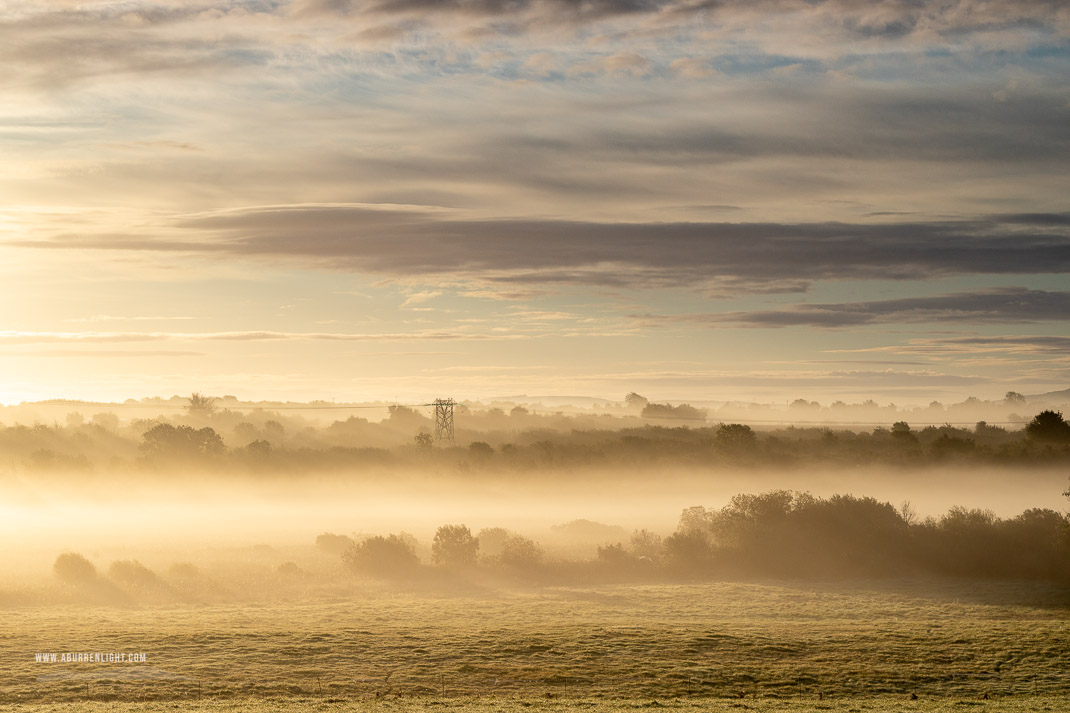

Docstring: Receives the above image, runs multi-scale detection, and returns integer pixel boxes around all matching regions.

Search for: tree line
[3,404,1068,475]
[317,488,1070,583]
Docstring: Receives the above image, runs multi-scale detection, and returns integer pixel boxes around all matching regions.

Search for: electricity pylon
[433,398,455,445]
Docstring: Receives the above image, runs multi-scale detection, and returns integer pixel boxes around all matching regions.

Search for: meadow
[3,577,1068,709]
[3,399,1068,711]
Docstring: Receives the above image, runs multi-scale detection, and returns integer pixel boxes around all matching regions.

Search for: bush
[468,441,494,458]
[342,534,419,575]
[642,403,707,421]
[499,535,542,570]
[315,532,355,554]
[108,560,158,587]
[168,562,200,578]
[596,543,636,569]
[277,561,303,576]
[54,552,97,584]
[664,530,714,569]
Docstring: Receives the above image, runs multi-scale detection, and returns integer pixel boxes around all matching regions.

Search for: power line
[23,402,450,411]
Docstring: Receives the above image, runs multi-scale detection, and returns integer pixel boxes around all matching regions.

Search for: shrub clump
[53,552,97,584]
[108,560,158,587]
[315,532,355,554]
[342,533,419,575]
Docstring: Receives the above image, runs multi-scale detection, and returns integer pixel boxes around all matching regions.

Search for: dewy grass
[3,579,1068,705]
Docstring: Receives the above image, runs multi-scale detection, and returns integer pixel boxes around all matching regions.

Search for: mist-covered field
[3,397,1069,710]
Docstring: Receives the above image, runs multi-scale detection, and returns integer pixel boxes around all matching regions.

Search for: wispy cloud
[0,349,205,358]
[635,288,1070,328]
[65,314,196,323]
[839,335,1070,356]
[400,290,443,307]
[0,329,532,343]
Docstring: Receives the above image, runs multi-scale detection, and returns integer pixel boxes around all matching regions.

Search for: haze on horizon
[1,0,1068,405]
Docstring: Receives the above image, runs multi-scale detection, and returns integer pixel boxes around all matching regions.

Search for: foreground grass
[2,579,1068,705]
[3,696,1070,713]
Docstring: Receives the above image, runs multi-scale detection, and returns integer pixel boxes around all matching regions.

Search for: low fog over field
[2,392,1068,706]
[2,392,1068,591]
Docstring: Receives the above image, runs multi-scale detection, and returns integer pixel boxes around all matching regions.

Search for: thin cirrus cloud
[0,330,532,344]
[842,335,1070,356]
[635,288,1070,328]
[17,206,1069,292]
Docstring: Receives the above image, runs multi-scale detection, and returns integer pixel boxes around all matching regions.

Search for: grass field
[3,696,1070,712]
[3,578,1068,708]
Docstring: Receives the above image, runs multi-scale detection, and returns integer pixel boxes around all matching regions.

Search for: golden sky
[1,0,1068,404]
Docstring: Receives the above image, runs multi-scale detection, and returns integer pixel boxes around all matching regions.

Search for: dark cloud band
[17,207,1070,290]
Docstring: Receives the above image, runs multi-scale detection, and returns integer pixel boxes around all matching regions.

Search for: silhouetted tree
[629,529,663,559]
[431,524,479,568]
[1004,391,1026,405]
[499,535,542,570]
[244,439,272,457]
[468,441,494,458]
[477,527,514,560]
[891,421,916,441]
[678,506,715,536]
[664,530,714,569]
[187,392,216,416]
[1025,410,1070,443]
[642,402,707,421]
[91,412,120,430]
[387,405,426,428]
[596,543,636,569]
[715,423,756,452]
[141,423,225,458]
[625,392,649,411]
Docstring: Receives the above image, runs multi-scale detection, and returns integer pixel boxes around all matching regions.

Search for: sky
[0,0,1068,406]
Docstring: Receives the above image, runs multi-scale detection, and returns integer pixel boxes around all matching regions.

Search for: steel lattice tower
[433,398,455,445]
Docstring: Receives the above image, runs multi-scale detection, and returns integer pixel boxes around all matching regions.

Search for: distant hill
[1025,387,1070,402]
